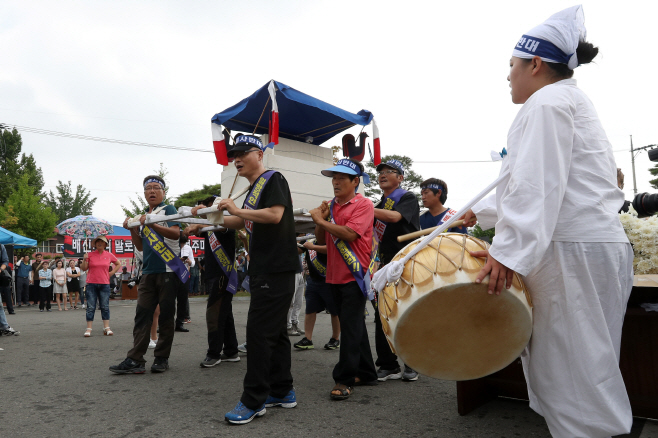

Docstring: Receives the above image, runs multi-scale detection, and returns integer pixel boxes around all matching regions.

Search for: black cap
[227,135,263,158]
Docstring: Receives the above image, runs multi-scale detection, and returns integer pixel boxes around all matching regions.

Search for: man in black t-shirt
[219,135,298,425]
[372,159,421,383]
[187,202,240,368]
[293,238,340,351]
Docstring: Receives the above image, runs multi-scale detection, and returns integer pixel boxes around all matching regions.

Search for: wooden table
[456,275,658,419]
[121,282,138,300]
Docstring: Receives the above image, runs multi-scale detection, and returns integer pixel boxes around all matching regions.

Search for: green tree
[44,180,97,223]
[0,126,45,205]
[121,163,172,217]
[173,184,222,209]
[363,154,424,200]
[0,174,57,242]
[649,164,658,189]
[470,223,496,243]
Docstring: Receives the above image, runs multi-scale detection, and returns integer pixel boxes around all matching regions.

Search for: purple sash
[208,232,238,294]
[142,226,190,283]
[369,188,407,275]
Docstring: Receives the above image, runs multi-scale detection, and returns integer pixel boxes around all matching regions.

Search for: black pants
[16,277,30,305]
[127,273,177,364]
[241,271,295,410]
[175,277,190,327]
[0,286,13,313]
[206,276,238,359]
[38,285,51,310]
[371,294,400,370]
[331,282,377,386]
[30,283,38,304]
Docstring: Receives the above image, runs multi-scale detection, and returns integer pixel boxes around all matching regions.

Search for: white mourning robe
[473,79,633,438]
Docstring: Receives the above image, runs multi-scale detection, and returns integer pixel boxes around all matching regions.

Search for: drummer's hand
[469,249,514,295]
[83,252,89,260]
[218,198,239,215]
[302,241,314,250]
[139,215,147,225]
[460,209,478,227]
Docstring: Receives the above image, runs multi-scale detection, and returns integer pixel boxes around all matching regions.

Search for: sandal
[84,328,92,337]
[330,383,353,400]
[103,327,114,336]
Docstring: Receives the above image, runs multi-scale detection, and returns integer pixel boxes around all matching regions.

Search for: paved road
[1,299,656,437]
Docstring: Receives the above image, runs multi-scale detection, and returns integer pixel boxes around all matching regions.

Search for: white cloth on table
[472,78,632,437]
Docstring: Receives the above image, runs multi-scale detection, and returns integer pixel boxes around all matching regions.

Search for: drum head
[393,282,532,381]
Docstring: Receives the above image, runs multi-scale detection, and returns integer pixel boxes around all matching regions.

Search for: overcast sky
[2,1,656,226]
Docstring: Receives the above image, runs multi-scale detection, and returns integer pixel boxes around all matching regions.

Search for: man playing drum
[419,178,467,234]
[462,5,633,436]
[218,135,299,425]
[372,159,420,382]
[310,158,378,400]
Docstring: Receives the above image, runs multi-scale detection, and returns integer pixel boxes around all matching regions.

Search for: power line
[2,123,214,153]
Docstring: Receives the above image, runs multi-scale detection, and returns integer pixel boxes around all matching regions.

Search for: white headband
[512,5,586,70]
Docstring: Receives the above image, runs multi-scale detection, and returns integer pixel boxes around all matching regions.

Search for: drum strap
[329,199,372,298]
[369,188,407,276]
[208,232,239,294]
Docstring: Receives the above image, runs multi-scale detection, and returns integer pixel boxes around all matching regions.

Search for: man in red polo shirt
[310,158,377,401]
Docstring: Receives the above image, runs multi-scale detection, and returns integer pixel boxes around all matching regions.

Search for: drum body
[379,233,532,381]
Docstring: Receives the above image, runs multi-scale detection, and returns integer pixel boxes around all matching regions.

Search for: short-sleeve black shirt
[244,171,299,275]
[203,229,236,281]
[375,190,420,265]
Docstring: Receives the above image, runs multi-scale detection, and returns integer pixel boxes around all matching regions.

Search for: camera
[631,192,658,218]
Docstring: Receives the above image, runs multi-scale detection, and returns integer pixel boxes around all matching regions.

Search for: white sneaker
[148,339,157,349]
[82,304,86,309]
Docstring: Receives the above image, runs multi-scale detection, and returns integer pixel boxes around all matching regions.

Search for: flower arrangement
[619,206,658,274]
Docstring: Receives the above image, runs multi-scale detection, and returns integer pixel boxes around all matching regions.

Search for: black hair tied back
[575,40,599,65]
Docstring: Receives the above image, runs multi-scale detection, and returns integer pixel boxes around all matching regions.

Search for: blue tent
[0,227,37,248]
[108,226,131,236]
[211,80,374,146]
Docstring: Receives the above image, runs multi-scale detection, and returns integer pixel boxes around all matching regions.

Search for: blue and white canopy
[211,80,374,146]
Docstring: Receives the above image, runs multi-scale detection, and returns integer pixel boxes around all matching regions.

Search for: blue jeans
[86,284,110,321]
[0,300,8,329]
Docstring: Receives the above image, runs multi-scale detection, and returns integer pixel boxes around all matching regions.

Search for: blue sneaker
[264,388,297,408]
[225,401,266,425]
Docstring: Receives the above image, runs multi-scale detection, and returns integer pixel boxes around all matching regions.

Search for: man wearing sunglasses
[372,159,420,382]
[218,135,299,425]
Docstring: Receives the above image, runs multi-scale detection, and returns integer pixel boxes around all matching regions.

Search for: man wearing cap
[111,175,181,374]
[218,135,299,425]
[419,178,467,234]
[372,159,420,382]
[310,158,378,401]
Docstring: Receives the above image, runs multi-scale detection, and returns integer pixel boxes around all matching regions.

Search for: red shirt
[86,250,118,284]
[325,193,374,285]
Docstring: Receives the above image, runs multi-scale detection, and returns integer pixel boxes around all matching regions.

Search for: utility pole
[630,135,658,195]
[631,135,637,195]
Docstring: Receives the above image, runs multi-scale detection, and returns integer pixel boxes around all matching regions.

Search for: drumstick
[397,220,466,242]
